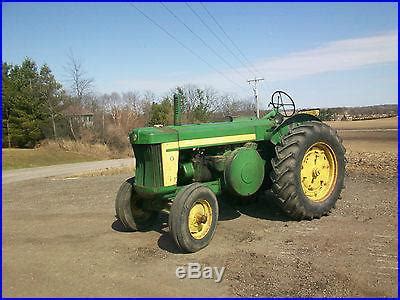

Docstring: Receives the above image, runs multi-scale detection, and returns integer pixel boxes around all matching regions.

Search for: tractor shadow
[156,191,292,254]
[111,219,133,233]
[155,212,184,254]
[111,213,182,254]
[157,232,181,254]
[112,191,291,254]
[111,211,169,234]
[218,191,292,222]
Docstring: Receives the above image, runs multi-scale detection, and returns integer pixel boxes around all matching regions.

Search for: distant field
[2,148,108,170]
[327,117,397,153]
[327,116,397,130]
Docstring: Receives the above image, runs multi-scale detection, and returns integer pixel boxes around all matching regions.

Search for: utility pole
[247,77,264,118]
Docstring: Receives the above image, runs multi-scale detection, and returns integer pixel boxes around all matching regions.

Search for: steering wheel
[270,91,296,117]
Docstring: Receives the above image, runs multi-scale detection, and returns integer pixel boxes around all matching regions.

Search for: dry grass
[2,139,129,170]
[40,139,117,159]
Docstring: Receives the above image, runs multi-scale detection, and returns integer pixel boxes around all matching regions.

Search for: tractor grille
[133,144,164,188]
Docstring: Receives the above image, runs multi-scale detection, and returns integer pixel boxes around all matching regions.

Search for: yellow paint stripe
[161,142,179,186]
[178,133,256,149]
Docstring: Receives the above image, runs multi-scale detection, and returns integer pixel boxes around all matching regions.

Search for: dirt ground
[2,120,398,297]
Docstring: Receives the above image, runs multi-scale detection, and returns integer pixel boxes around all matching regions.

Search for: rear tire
[169,183,219,253]
[115,177,158,231]
[270,121,346,219]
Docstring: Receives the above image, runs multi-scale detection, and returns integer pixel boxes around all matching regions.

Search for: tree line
[2,57,255,151]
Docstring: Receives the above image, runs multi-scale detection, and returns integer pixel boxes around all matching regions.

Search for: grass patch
[2,148,108,170]
[2,140,122,170]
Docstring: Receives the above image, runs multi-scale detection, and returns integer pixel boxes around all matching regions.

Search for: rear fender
[270,113,321,145]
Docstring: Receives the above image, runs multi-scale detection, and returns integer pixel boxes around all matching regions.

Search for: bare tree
[107,92,122,126]
[174,84,221,122]
[97,94,109,141]
[142,90,156,104]
[122,91,141,130]
[65,50,94,103]
[218,94,255,117]
[68,117,77,141]
[64,51,94,139]
[122,91,141,111]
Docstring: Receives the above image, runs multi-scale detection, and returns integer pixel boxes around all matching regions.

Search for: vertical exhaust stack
[174,93,182,126]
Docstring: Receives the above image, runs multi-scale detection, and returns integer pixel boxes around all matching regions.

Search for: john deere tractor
[115,91,345,253]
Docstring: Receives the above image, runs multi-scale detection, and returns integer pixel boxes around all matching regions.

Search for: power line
[128,3,243,90]
[185,2,256,78]
[160,2,248,84]
[200,2,261,76]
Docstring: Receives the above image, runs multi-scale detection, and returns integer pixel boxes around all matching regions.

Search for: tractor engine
[177,144,265,197]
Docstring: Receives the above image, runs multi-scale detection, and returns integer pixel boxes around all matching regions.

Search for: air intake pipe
[173,93,182,126]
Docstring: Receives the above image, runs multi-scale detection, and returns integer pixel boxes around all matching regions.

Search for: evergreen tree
[2,58,64,147]
[38,64,65,139]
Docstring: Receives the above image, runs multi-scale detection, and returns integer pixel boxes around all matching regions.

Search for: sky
[2,2,398,109]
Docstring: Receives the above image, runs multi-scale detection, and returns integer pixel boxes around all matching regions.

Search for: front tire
[115,177,158,231]
[270,121,346,219]
[169,183,219,253]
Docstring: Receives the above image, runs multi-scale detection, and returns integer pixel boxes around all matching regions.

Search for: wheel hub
[188,200,213,240]
[195,213,208,224]
[300,142,338,202]
[312,168,320,178]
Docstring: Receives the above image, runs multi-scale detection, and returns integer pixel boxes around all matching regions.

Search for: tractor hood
[130,117,276,146]
[129,126,178,144]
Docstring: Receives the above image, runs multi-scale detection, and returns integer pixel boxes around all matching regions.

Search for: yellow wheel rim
[188,199,213,240]
[300,142,338,202]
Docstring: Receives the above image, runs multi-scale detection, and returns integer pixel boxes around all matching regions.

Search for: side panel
[161,142,179,186]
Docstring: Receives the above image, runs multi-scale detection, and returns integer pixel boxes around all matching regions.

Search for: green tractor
[115,91,345,253]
